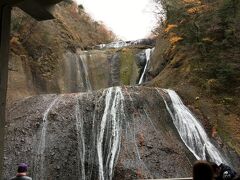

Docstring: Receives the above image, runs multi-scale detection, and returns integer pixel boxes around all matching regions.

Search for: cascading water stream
[97,87,125,180]
[33,97,60,180]
[6,86,239,179]
[79,54,92,91]
[63,51,92,92]
[138,48,154,84]
[160,89,227,165]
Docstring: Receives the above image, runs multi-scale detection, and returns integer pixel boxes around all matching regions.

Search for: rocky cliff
[4,87,195,179]
[4,0,240,179]
[8,1,116,102]
[58,46,152,93]
[146,0,240,161]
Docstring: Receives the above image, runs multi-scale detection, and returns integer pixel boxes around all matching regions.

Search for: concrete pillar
[0,4,11,179]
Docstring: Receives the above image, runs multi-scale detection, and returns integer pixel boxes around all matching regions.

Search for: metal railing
[140,178,192,180]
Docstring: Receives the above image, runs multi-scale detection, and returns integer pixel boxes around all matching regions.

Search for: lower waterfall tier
[4,86,228,180]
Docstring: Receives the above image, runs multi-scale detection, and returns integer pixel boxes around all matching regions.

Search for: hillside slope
[7,1,115,102]
[147,0,240,166]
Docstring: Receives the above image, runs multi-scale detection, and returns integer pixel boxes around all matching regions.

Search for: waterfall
[161,89,226,165]
[79,54,92,92]
[97,87,125,180]
[33,96,60,180]
[96,39,155,49]
[138,48,153,84]
[6,86,238,179]
[63,51,92,92]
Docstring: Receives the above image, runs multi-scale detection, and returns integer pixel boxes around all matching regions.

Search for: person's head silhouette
[10,163,32,180]
[17,163,28,173]
[193,160,214,180]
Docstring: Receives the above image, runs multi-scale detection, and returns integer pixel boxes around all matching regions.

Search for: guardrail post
[0,4,11,180]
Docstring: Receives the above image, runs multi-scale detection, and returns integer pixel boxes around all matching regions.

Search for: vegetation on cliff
[148,0,240,159]
[11,1,115,50]
[8,1,116,101]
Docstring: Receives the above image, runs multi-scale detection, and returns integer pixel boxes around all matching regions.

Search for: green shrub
[215,65,236,84]
[78,4,84,10]
[218,0,239,20]
[207,63,236,87]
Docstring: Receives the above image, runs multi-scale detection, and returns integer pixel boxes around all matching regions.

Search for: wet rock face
[8,37,153,103]
[4,87,193,180]
[135,50,146,67]
[60,47,151,94]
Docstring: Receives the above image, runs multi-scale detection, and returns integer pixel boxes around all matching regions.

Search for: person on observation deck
[218,163,237,180]
[210,162,237,180]
[193,160,214,180]
[10,163,32,180]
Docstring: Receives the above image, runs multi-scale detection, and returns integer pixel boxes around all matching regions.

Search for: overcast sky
[76,0,157,41]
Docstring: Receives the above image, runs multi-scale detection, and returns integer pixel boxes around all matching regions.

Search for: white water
[75,95,86,180]
[103,40,129,49]
[34,97,60,180]
[97,40,134,49]
[96,39,153,49]
[97,87,125,180]
[63,51,92,92]
[138,48,153,84]
[161,89,226,165]
[79,54,92,92]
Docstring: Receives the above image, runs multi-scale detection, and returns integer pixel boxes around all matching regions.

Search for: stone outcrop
[7,1,116,102]
[4,87,193,179]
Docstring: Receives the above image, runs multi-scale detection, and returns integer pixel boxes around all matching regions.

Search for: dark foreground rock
[4,86,194,180]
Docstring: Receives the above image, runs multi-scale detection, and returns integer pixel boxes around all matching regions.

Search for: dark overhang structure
[1,0,62,20]
[0,0,62,178]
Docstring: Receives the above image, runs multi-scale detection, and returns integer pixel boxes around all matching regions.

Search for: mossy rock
[119,49,139,85]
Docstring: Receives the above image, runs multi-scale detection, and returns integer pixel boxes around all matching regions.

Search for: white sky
[76,0,157,41]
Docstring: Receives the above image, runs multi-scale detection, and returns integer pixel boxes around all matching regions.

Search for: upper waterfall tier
[4,86,228,180]
[7,39,154,102]
[60,47,152,93]
[93,39,155,50]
